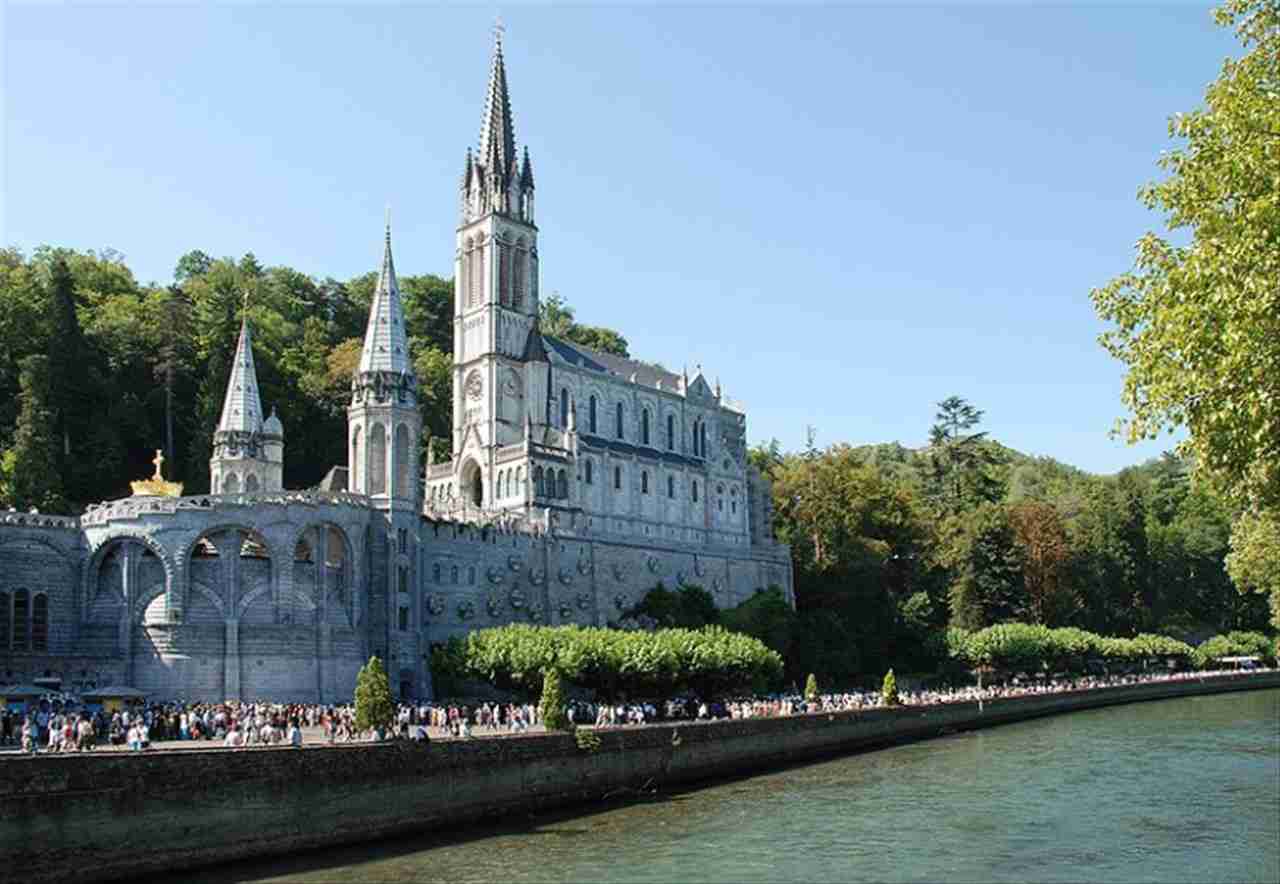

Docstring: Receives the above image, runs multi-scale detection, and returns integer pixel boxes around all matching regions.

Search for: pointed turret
[359,220,413,376]
[520,145,534,190]
[478,28,517,181]
[217,318,264,434]
[349,217,421,504]
[210,316,283,494]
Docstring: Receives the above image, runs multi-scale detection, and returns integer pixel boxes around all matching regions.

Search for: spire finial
[385,204,392,244]
[493,14,505,49]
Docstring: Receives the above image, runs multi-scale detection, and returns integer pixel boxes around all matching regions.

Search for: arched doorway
[461,460,483,508]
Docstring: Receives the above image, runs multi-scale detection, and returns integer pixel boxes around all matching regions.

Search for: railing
[80,491,371,526]
[0,511,79,530]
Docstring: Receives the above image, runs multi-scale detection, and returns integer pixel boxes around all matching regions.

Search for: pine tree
[539,668,570,731]
[881,669,899,707]
[353,656,395,736]
[6,355,67,513]
[44,254,94,504]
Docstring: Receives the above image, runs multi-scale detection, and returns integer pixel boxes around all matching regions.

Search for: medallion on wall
[464,371,484,401]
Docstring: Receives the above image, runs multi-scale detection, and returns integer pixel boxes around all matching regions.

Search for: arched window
[667,414,675,450]
[641,471,649,494]
[469,566,476,585]
[395,423,412,498]
[616,402,624,439]
[223,473,239,494]
[585,460,593,485]
[369,423,387,494]
[557,470,568,499]
[560,388,569,427]
[692,420,700,457]
[450,565,458,584]
[498,239,510,306]
[0,591,9,650]
[433,563,441,583]
[642,409,651,446]
[701,423,708,458]
[534,466,544,497]
[466,237,480,308]
[693,481,699,502]
[614,466,622,490]
[589,395,598,434]
[245,473,260,493]
[668,476,675,498]
[12,589,28,651]
[513,239,526,309]
[398,566,408,595]
[351,426,362,492]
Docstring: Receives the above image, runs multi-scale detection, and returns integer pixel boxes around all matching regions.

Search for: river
[192,689,1280,884]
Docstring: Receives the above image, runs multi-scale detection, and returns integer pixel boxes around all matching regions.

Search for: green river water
[194,689,1280,884]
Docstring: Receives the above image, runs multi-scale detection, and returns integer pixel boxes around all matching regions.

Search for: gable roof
[543,335,684,392]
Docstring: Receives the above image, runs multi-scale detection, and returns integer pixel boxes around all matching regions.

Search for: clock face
[465,371,484,402]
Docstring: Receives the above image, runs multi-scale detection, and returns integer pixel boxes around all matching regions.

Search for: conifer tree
[5,355,67,513]
[881,669,899,707]
[353,656,395,735]
[539,668,570,731]
[44,254,93,504]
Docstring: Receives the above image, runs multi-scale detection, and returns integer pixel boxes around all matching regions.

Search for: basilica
[0,32,792,702]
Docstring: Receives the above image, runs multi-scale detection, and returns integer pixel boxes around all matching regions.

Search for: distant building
[0,31,792,703]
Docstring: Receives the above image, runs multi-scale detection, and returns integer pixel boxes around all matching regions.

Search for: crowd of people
[1,665,1271,755]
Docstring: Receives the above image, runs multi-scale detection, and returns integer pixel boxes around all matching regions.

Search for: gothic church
[0,32,792,702]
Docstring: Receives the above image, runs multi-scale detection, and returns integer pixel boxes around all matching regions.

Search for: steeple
[210,315,283,494]
[478,27,516,179]
[359,219,413,376]
[217,318,264,433]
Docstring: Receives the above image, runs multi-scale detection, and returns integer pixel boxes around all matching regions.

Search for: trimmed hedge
[433,623,784,699]
[942,623,1198,674]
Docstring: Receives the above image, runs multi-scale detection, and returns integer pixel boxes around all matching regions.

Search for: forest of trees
[0,247,625,511]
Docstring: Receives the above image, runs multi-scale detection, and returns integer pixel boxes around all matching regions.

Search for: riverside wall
[3,672,1278,884]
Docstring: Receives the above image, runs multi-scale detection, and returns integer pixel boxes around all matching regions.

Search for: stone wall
[2,673,1275,884]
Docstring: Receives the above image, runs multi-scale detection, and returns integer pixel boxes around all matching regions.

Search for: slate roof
[579,434,705,469]
[543,336,684,391]
[217,319,264,434]
[359,224,413,375]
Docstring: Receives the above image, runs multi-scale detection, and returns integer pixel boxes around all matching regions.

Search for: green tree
[539,292,629,356]
[44,253,98,504]
[804,673,819,702]
[1226,509,1280,630]
[927,396,1003,514]
[881,669,899,706]
[4,356,67,512]
[539,668,570,731]
[353,656,395,735]
[947,504,1024,630]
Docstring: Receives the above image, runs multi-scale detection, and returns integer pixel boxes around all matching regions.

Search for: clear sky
[3,3,1232,473]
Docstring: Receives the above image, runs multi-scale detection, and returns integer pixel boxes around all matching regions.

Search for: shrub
[445,623,784,700]
[1192,631,1277,668]
[804,673,819,702]
[539,668,570,731]
[882,669,899,706]
[353,656,394,734]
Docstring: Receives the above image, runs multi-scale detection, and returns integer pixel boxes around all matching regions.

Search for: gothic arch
[395,423,412,498]
[369,422,387,495]
[82,531,175,620]
[178,522,281,575]
[223,473,240,494]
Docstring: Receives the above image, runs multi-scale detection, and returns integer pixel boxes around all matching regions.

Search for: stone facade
[0,30,792,703]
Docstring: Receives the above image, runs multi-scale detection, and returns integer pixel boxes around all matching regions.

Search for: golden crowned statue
[130,449,184,498]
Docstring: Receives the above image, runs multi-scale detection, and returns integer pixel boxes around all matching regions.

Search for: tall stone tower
[348,222,420,506]
[452,29,540,507]
[349,221,423,698]
[209,318,283,494]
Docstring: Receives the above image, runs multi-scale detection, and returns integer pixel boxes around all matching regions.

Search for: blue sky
[3,4,1233,473]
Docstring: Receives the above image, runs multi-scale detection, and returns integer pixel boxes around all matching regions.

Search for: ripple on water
[187,690,1280,884]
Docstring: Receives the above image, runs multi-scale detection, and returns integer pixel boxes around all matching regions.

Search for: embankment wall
[3,672,1278,884]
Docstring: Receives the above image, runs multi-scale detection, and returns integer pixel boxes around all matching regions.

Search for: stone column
[120,545,137,684]
[224,619,240,700]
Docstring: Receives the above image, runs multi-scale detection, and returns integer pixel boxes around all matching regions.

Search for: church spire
[478,24,517,178]
[358,217,413,376]
[217,317,264,433]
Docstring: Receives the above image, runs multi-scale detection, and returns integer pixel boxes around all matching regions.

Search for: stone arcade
[0,32,793,702]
